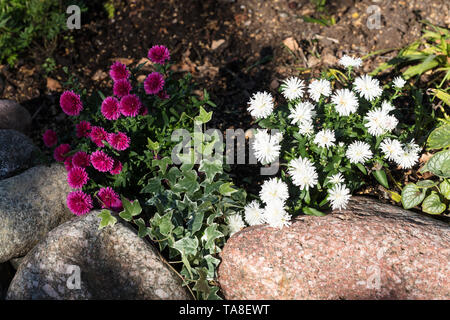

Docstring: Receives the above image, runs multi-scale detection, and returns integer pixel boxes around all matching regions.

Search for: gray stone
[6,212,192,300]
[0,164,73,263]
[0,100,32,133]
[218,196,450,300]
[0,129,38,180]
[9,257,24,270]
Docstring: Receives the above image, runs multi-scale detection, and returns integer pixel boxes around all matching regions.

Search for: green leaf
[219,182,237,196]
[373,169,389,188]
[147,137,160,151]
[427,124,450,150]
[302,207,326,216]
[119,196,142,221]
[98,210,117,230]
[356,163,367,175]
[402,55,439,79]
[199,159,223,183]
[173,170,200,193]
[173,236,199,256]
[440,180,450,200]
[134,218,150,238]
[159,212,174,236]
[422,192,446,215]
[426,150,450,178]
[416,180,440,188]
[166,167,182,185]
[204,255,220,280]
[401,183,426,209]
[193,268,210,296]
[203,224,224,253]
[141,178,162,194]
[152,157,172,175]
[194,106,213,124]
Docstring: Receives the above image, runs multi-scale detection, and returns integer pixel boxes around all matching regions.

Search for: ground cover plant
[42,46,247,299]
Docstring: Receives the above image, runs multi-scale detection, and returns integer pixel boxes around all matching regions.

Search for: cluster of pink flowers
[43,45,171,216]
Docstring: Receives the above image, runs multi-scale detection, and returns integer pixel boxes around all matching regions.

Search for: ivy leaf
[427,124,450,150]
[146,137,160,151]
[193,268,211,297]
[152,157,172,175]
[422,192,446,215]
[425,150,450,178]
[173,236,199,256]
[204,255,220,280]
[401,183,426,209]
[440,180,450,200]
[204,224,224,253]
[165,166,182,185]
[206,286,222,300]
[134,218,150,238]
[372,169,389,189]
[174,170,200,193]
[159,212,174,236]
[219,182,237,196]
[187,211,204,235]
[141,178,162,194]
[194,106,213,124]
[120,196,142,221]
[199,159,223,183]
[98,210,117,230]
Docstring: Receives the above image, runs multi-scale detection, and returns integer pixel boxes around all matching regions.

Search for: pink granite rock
[218,196,450,300]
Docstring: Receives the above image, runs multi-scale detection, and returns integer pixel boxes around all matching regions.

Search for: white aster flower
[263,200,291,229]
[339,55,363,69]
[281,77,305,101]
[331,89,359,116]
[328,183,351,211]
[308,79,331,102]
[380,138,403,161]
[247,91,274,119]
[244,201,265,226]
[227,214,245,236]
[393,76,406,89]
[354,74,383,101]
[314,129,336,149]
[346,141,373,164]
[259,177,289,205]
[394,140,420,169]
[327,173,345,185]
[288,156,318,191]
[252,129,282,164]
[299,120,314,136]
[364,107,397,136]
[381,100,395,113]
[288,101,316,126]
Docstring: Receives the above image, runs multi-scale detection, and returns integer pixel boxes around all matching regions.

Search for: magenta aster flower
[90,126,108,147]
[157,90,170,100]
[67,191,93,216]
[76,121,91,138]
[139,105,148,116]
[101,97,121,120]
[72,151,90,168]
[148,45,170,65]
[113,79,132,98]
[107,132,130,151]
[90,150,114,172]
[54,144,71,162]
[60,90,83,116]
[67,167,89,189]
[110,159,123,175]
[144,72,165,95]
[64,156,74,171]
[119,94,142,117]
[109,61,130,81]
[43,129,57,147]
[98,187,122,211]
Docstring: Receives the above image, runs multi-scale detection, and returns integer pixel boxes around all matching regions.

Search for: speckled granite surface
[7,211,191,300]
[218,196,450,300]
[0,164,73,263]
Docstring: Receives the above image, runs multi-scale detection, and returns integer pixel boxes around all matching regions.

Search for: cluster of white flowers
[380,138,420,169]
[242,178,291,229]
[237,60,419,232]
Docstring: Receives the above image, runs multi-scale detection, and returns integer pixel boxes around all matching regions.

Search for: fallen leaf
[283,37,299,52]
[211,39,226,50]
[110,58,133,65]
[46,78,62,91]
[91,70,108,81]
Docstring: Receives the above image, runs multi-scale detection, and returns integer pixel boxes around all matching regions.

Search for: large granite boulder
[7,212,192,300]
[0,129,38,180]
[0,100,32,133]
[0,164,73,262]
[218,196,450,300]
